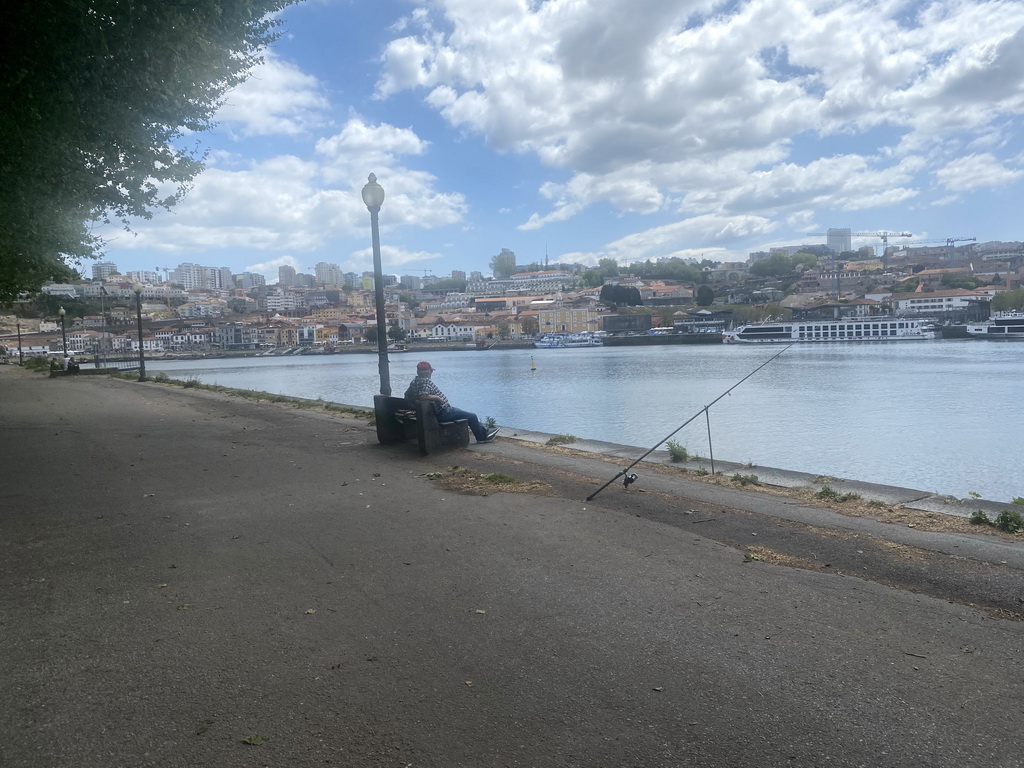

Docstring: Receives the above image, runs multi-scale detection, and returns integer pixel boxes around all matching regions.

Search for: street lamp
[16,314,24,365]
[132,282,147,382]
[58,306,67,355]
[361,173,390,396]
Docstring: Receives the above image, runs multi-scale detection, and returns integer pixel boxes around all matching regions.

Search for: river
[149,340,1023,502]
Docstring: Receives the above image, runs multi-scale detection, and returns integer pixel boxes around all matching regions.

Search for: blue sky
[100,0,1024,284]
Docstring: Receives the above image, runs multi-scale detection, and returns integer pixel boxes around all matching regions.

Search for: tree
[387,321,407,342]
[599,284,643,306]
[695,285,715,306]
[365,326,378,344]
[496,321,511,339]
[490,248,517,278]
[991,289,1024,312]
[520,315,539,336]
[597,258,620,279]
[0,0,296,302]
[430,278,468,292]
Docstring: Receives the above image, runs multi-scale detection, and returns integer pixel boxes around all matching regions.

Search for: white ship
[965,312,1024,340]
[723,317,934,343]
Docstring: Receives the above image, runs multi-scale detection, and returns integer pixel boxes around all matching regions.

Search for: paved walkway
[2,365,1022,767]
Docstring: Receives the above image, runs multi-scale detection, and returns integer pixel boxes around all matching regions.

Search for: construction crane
[888,236,976,263]
[891,237,976,249]
[157,267,172,310]
[806,231,914,249]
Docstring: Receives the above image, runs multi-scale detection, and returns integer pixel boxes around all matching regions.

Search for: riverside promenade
[2,364,1023,768]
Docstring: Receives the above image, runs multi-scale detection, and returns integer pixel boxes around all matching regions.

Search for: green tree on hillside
[0,0,296,302]
[695,285,715,306]
[991,289,1024,312]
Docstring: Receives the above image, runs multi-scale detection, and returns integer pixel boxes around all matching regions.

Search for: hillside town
[2,234,1023,360]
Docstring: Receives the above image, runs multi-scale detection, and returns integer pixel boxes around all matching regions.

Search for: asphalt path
[2,366,1022,768]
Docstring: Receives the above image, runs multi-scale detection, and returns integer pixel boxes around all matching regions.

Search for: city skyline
[95,0,1024,286]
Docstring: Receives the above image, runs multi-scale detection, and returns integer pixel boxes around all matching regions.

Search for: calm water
[150,341,1024,501]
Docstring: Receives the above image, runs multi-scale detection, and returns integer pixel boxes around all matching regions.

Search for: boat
[533,332,602,348]
[723,317,934,343]
[965,312,1024,340]
[603,320,725,346]
[387,343,408,352]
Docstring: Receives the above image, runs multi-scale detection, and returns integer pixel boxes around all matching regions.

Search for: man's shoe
[477,427,499,443]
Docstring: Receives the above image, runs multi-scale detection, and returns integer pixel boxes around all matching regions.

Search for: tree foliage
[490,248,516,278]
[991,288,1024,312]
[0,0,296,301]
[747,252,817,278]
[430,279,468,292]
[600,283,643,306]
[387,321,407,342]
[695,285,715,306]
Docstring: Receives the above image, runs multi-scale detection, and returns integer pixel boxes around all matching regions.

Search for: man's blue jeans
[441,406,487,442]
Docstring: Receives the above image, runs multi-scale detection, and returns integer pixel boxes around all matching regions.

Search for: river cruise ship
[724,317,933,343]
[965,312,1024,340]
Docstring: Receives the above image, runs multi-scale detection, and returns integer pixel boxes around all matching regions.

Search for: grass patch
[425,467,551,496]
[546,434,579,446]
[113,373,372,418]
[815,485,861,503]
[23,356,52,372]
[731,473,760,486]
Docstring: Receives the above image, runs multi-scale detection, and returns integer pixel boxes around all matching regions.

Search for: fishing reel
[623,473,638,489]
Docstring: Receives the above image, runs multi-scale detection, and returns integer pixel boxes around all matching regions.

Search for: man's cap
[416,361,434,372]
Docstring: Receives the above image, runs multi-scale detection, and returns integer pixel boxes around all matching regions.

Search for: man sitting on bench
[404,361,498,443]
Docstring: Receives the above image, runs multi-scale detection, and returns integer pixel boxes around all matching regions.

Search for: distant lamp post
[132,282,147,382]
[361,173,390,396]
[58,306,67,355]
[16,315,24,365]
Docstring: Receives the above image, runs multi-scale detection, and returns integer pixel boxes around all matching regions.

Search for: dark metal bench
[373,395,471,455]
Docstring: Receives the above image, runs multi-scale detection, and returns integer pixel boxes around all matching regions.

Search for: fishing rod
[585,344,793,502]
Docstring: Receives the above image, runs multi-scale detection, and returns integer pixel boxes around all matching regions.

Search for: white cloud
[934,153,1024,191]
[244,255,302,284]
[377,0,1024,236]
[216,53,330,137]
[102,117,467,257]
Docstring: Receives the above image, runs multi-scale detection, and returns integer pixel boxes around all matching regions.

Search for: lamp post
[16,315,24,365]
[361,173,391,396]
[58,306,67,355]
[132,282,147,381]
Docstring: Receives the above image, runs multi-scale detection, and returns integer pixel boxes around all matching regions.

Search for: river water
[149,341,1023,502]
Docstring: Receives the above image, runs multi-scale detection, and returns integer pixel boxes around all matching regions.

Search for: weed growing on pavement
[994,509,1024,534]
[546,434,579,446]
[970,510,991,525]
[731,473,760,486]
[666,440,689,462]
[816,485,861,503]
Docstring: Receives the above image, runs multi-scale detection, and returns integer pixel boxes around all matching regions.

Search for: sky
[99,0,1024,284]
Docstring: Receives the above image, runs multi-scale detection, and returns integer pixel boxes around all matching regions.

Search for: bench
[373,395,471,455]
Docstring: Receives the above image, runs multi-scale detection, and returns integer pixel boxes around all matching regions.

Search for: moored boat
[724,317,934,343]
[603,320,724,346]
[965,312,1024,340]
[533,332,602,348]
